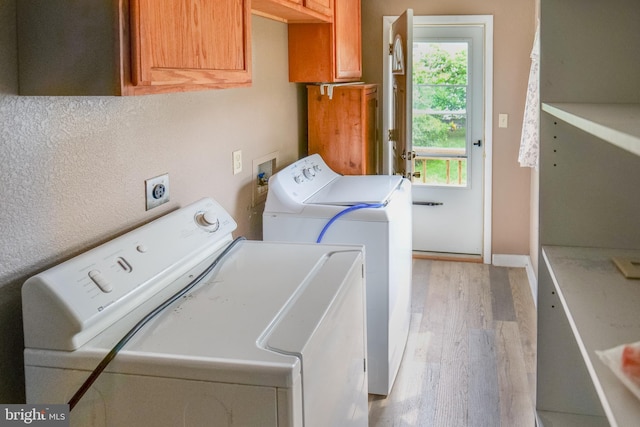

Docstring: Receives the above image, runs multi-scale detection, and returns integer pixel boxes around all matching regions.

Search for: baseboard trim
[412,251,483,263]
[492,254,538,307]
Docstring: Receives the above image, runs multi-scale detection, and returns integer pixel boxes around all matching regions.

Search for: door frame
[382,14,493,264]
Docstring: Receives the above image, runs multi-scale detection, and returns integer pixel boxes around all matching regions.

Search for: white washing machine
[22,198,368,427]
[263,154,412,396]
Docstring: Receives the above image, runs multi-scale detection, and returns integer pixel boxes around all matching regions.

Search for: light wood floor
[369,259,537,426]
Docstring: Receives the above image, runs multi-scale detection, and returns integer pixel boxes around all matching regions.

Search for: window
[413,41,469,187]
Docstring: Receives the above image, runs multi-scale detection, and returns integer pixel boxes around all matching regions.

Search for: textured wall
[0,3,302,402]
[361,0,536,256]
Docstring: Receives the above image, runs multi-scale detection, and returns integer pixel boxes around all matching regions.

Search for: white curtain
[518,21,540,169]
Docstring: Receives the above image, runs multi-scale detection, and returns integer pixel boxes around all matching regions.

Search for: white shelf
[537,410,608,427]
[542,103,640,157]
[542,246,640,427]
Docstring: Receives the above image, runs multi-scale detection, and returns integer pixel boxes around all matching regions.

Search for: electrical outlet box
[145,173,170,211]
[233,150,242,175]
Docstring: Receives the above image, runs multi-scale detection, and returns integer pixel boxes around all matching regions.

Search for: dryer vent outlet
[145,174,170,211]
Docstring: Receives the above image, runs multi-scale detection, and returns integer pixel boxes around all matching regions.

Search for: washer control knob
[303,167,316,179]
[294,175,303,184]
[313,164,321,172]
[195,210,220,232]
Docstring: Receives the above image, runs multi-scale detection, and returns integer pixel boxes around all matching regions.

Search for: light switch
[498,114,509,128]
[233,150,242,175]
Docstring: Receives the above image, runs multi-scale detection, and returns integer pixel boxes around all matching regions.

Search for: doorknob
[401,150,417,160]
[473,140,482,147]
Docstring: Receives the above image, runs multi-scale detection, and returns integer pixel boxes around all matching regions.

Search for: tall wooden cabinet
[288,0,361,82]
[17,0,251,95]
[307,84,377,175]
[537,1,640,426]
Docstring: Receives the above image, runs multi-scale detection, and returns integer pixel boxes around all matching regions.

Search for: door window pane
[412,41,469,187]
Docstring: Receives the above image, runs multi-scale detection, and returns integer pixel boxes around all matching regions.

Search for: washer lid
[27,241,364,389]
[305,175,404,206]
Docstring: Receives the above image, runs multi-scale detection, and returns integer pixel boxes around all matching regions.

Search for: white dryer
[263,154,412,396]
[22,198,368,427]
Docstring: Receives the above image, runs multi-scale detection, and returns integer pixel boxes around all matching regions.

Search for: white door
[383,15,493,260]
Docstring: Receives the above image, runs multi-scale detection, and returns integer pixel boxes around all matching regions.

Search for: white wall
[0,3,303,402]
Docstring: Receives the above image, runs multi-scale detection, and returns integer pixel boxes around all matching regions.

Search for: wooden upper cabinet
[130,0,251,93]
[252,0,332,23]
[288,0,362,83]
[17,0,251,96]
[304,0,332,17]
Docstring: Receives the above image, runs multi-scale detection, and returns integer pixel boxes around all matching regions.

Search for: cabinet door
[308,85,377,175]
[130,0,251,91]
[288,0,361,82]
[333,0,361,80]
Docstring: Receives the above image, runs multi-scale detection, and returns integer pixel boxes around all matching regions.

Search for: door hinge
[388,129,398,142]
[364,358,367,372]
[389,43,393,55]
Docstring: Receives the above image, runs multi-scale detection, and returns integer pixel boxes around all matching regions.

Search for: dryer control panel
[22,198,237,351]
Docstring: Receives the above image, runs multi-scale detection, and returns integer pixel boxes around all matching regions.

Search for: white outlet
[233,150,242,175]
[145,173,170,211]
